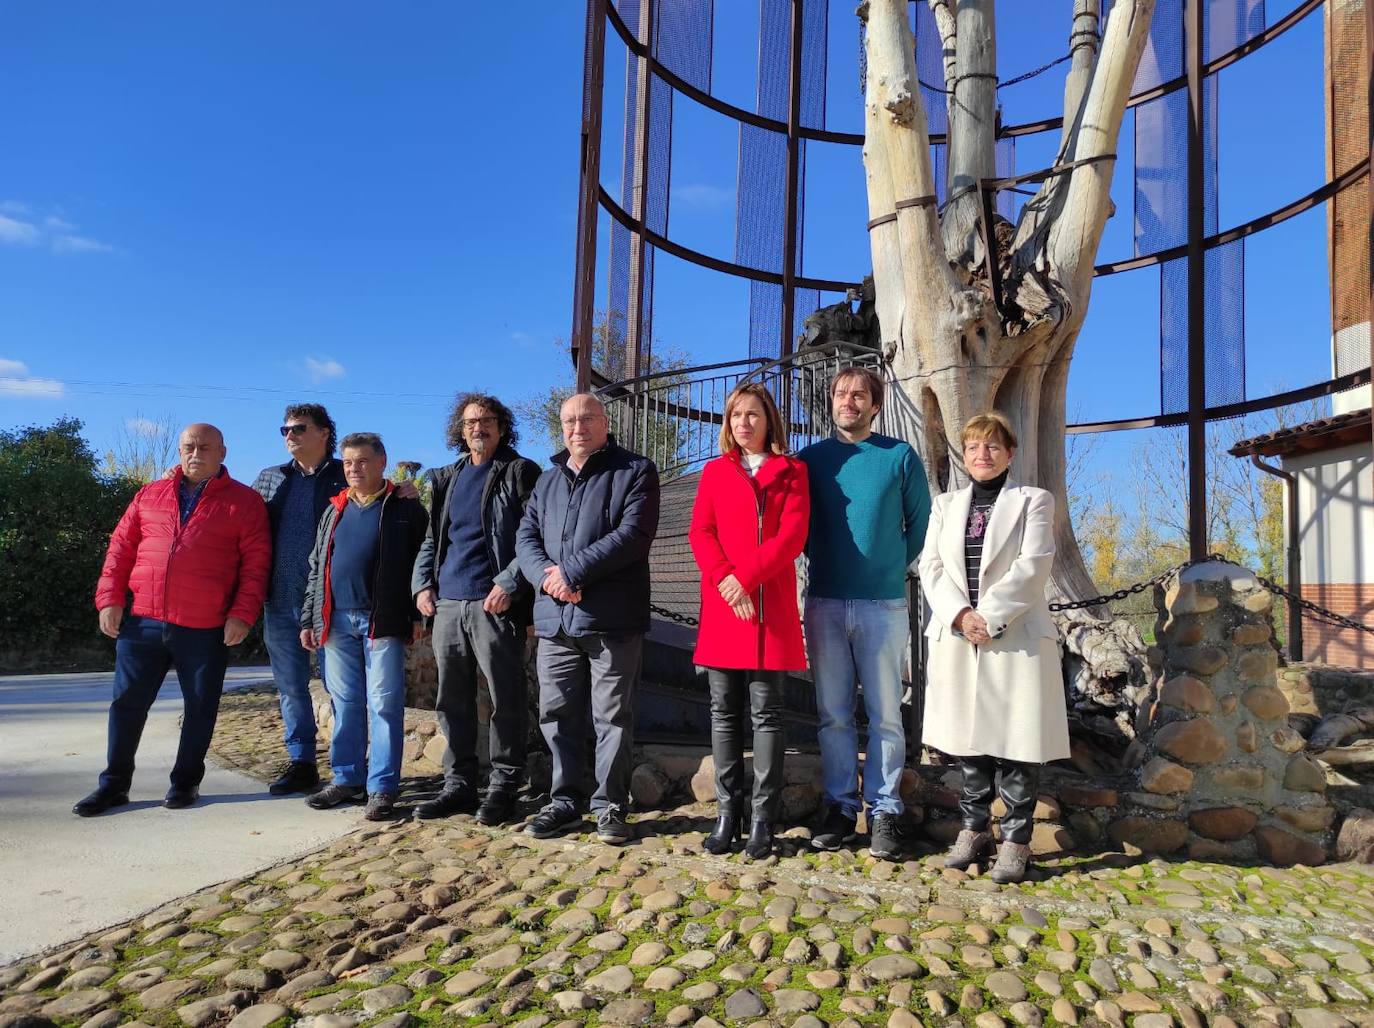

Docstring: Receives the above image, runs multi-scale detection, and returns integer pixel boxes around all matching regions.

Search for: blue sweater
[799,433,931,600]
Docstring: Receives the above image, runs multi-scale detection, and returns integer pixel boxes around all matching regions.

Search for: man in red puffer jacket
[75,423,272,816]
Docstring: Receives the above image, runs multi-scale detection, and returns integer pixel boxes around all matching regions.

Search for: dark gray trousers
[432,598,529,793]
[707,668,785,822]
[958,755,1041,845]
[536,630,642,813]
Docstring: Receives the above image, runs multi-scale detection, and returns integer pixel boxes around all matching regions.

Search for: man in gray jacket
[515,393,660,845]
[412,393,541,826]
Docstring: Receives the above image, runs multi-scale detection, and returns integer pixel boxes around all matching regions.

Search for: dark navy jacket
[515,436,660,638]
[252,458,349,543]
[411,445,542,626]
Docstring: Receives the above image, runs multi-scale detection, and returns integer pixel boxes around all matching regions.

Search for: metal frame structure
[573,0,1373,560]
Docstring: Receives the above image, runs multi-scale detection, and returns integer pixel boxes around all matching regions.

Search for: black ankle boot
[703,812,743,854]
[744,819,774,860]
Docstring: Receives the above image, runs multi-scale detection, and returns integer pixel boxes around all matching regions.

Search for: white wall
[1284,442,1374,585]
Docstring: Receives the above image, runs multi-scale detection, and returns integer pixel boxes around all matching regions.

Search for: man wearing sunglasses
[412,393,540,826]
[250,404,349,796]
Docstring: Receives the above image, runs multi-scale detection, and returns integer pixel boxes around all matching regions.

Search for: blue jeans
[322,608,406,795]
[99,615,228,794]
[804,596,909,817]
[263,600,322,762]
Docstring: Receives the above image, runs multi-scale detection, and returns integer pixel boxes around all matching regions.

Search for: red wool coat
[95,468,272,630]
[688,451,810,671]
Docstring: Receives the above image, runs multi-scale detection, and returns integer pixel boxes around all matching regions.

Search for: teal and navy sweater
[798,433,931,600]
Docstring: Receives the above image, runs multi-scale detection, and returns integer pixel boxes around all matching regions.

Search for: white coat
[917,480,1070,764]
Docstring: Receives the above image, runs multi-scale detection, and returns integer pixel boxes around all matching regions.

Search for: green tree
[0,418,139,666]
[392,461,433,511]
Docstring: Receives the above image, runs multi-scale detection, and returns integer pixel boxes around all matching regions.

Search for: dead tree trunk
[862,0,1154,605]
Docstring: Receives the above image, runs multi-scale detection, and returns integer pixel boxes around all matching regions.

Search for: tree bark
[863,0,1156,603]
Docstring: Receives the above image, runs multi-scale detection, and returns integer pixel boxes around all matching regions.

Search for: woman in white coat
[917,412,1070,883]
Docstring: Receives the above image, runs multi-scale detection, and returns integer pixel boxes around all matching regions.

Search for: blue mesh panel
[995,137,1016,221]
[1160,239,1246,412]
[737,0,827,358]
[655,0,713,92]
[606,1,711,377]
[913,2,948,203]
[1205,0,1265,63]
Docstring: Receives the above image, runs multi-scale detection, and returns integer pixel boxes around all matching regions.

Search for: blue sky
[0,1,1339,485]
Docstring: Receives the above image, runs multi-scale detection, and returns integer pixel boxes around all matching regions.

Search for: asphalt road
[0,668,362,967]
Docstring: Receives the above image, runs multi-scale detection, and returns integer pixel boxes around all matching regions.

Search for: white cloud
[0,214,40,245]
[0,357,65,398]
[52,234,115,254]
[0,375,65,398]
[0,202,114,254]
[304,356,346,383]
[125,416,161,434]
[673,183,732,210]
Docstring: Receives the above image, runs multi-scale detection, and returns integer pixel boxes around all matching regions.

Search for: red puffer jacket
[95,468,272,630]
[689,451,810,671]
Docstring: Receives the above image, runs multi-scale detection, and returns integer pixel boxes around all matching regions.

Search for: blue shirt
[798,433,931,600]
[269,469,319,606]
[438,460,495,601]
[177,468,221,523]
[329,498,384,611]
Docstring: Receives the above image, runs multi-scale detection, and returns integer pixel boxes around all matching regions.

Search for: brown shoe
[944,828,995,871]
[990,841,1032,884]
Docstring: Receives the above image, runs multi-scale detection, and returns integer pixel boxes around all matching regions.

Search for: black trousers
[432,598,529,793]
[958,755,1040,845]
[707,668,785,822]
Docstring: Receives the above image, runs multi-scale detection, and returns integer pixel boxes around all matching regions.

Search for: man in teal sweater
[799,366,930,859]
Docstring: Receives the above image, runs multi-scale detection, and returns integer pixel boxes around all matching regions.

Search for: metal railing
[595,357,767,477]
[594,342,889,477]
[738,342,887,452]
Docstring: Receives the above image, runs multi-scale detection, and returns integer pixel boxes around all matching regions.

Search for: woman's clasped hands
[717,573,756,622]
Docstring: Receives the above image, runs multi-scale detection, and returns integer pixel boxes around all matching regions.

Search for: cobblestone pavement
[5,696,1374,1028]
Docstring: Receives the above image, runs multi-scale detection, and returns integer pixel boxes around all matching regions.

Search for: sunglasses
[280,424,310,437]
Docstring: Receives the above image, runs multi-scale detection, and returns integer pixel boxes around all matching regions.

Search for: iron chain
[650,603,699,627]
[649,559,1373,635]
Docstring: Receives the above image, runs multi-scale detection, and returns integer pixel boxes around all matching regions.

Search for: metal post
[573,0,608,395]
[625,0,655,393]
[908,576,926,763]
[1250,454,1303,661]
[780,0,804,361]
[1184,0,1208,560]
[1367,0,1373,461]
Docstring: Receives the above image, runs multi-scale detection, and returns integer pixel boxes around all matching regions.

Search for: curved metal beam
[604,0,1323,145]
[1065,368,1373,434]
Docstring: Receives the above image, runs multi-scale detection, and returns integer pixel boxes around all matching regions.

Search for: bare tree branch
[942,0,998,267]
[927,0,958,101]
[863,0,957,360]
[1049,0,1155,294]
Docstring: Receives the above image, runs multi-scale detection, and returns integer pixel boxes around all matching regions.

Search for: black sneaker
[164,786,200,809]
[306,783,365,809]
[415,785,479,820]
[595,804,632,846]
[524,804,582,839]
[811,806,857,851]
[868,812,906,860]
[475,790,519,826]
[269,761,320,796]
[73,788,129,817]
[364,793,398,821]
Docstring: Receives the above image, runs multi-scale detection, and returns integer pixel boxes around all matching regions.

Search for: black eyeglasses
[280,424,310,437]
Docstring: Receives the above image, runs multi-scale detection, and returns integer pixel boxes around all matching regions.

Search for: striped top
[964,499,996,607]
[963,469,1009,608]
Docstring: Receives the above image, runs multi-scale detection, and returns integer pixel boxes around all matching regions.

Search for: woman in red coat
[689,382,810,858]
